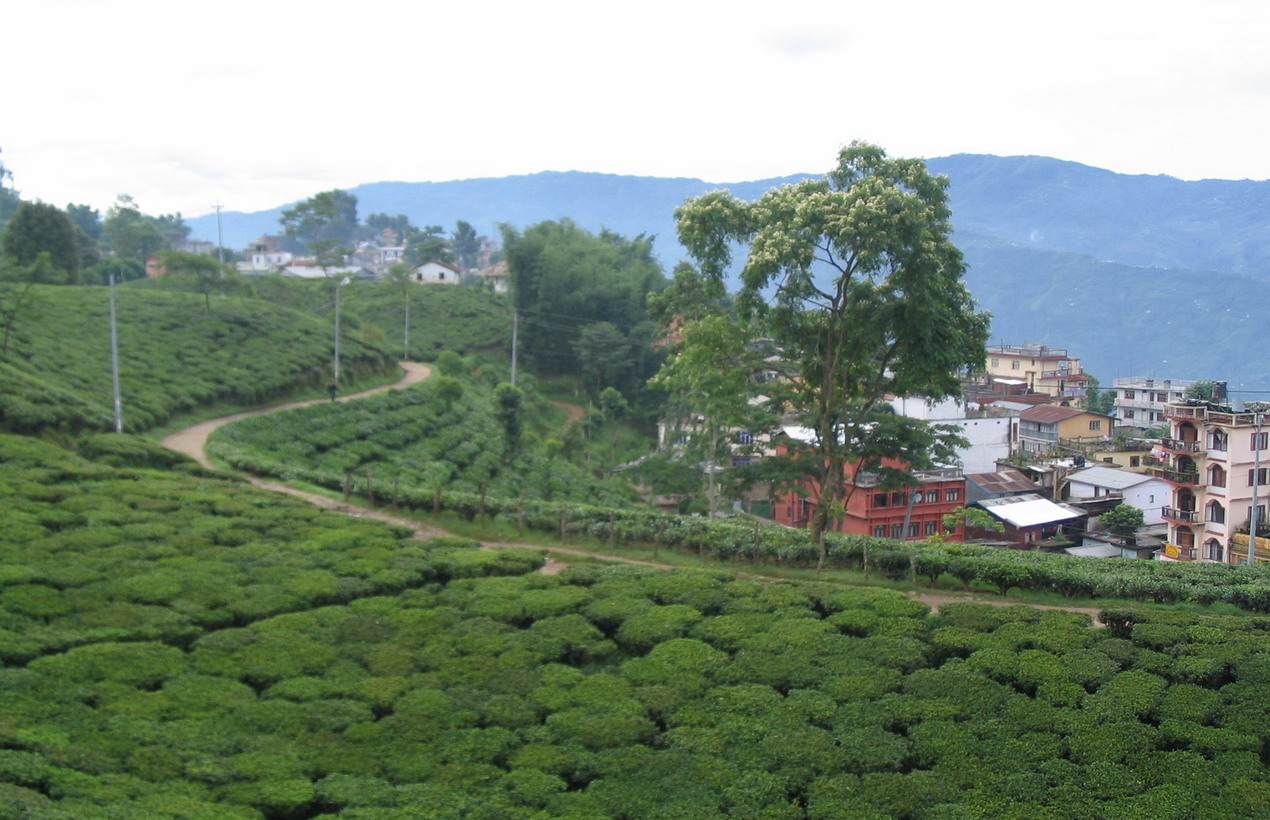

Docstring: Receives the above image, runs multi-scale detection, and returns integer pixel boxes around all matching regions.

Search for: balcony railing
[1160,438,1200,453]
[1162,507,1200,523]
[1164,403,1263,427]
[1149,467,1201,485]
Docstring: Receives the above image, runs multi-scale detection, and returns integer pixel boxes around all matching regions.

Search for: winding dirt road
[159,364,1105,623]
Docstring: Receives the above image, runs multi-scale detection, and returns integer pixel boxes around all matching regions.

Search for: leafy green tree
[575,321,630,395]
[279,189,358,254]
[1083,374,1116,415]
[0,150,20,234]
[101,195,170,262]
[647,261,731,325]
[1,201,82,278]
[1186,380,1217,401]
[452,220,481,270]
[364,212,412,240]
[159,250,238,312]
[504,220,665,397]
[494,382,524,454]
[1101,503,1145,540]
[650,314,777,515]
[404,224,452,267]
[676,142,989,559]
[64,204,102,270]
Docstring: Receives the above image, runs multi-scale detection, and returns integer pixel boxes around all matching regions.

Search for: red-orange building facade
[773,455,967,542]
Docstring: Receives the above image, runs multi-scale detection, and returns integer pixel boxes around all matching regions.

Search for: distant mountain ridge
[186,157,1270,391]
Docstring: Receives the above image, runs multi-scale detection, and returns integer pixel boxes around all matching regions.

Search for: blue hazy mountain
[186,157,1270,391]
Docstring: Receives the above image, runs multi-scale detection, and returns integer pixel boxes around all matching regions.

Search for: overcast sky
[5,0,1268,219]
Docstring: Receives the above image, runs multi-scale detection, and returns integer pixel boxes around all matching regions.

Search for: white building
[413,260,462,284]
[890,396,1017,474]
[1066,465,1169,525]
[1112,377,1216,429]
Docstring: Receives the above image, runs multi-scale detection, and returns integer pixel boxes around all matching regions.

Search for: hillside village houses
[679,332,1264,564]
[232,231,506,287]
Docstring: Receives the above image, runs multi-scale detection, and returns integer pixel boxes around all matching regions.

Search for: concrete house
[1065,465,1168,525]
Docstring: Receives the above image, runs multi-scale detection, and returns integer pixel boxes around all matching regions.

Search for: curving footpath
[159,363,1104,623]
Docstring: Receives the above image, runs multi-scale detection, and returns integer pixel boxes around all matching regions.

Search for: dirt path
[159,365,1106,624]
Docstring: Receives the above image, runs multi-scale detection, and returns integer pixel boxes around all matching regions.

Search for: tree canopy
[280,189,359,254]
[674,142,990,555]
[1,201,83,278]
[503,220,666,396]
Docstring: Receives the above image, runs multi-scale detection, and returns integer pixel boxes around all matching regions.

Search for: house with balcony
[983,344,1089,401]
[1016,405,1115,456]
[1151,400,1270,563]
[1112,377,1226,429]
[771,430,966,541]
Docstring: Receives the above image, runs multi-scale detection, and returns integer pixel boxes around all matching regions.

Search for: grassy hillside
[0,284,397,434]
[1,435,1266,817]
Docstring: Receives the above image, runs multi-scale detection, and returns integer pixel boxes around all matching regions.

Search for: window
[1210,430,1228,451]
[1209,465,1226,487]
[991,358,1000,368]
[735,431,753,445]
[1124,409,1135,419]
[1011,360,1020,370]
[1156,392,1167,403]
[1204,540,1224,561]
[890,524,904,539]
[925,489,939,504]
[1252,432,1269,451]
[1089,420,1101,431]
[1249,468,1269,487]
[907,522,920,538]
[891,492,905,506]
[1124,390,1136,400]
[872,525,886,538]
[1206,501,1226,524]
[945,488,961,503]
[873,493,889,508]
[1129,456,1141,467]
[925,520,938,536]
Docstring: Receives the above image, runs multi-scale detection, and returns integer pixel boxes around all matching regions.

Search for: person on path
[328,382,338,401]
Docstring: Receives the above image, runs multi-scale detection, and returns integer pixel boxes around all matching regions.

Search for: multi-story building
[772,438,966,541]
[984,344,1089,401]
[1112,377,1219,429]
[1151,401,1270,563]
[1016,405,1115,455]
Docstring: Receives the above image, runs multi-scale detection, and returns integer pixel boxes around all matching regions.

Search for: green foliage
[676,142,990,553]
[0,284,395,433]
[2,200,84,278]
[503,219,666,395]
[1101,503,1146,538]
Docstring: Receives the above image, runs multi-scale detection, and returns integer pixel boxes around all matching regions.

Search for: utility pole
[510,309,519,387]
[1249,408,1264,564]
[333,276,350,383]
[213,201,224,265]
[108,270,123,433]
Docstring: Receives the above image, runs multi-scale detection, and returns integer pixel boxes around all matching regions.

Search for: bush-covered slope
[0,285,397,434]
[1,437,1267,817]
[208,372,639,508]
[225,276,513,362]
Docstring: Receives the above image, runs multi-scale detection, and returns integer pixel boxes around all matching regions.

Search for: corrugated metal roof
[976,493,1084,528]
[1068,465,1156,490]
[1020,405,1086,423]
[966,469,1041,495]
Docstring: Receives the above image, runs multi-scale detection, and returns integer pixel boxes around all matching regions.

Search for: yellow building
[985,344,1088,400]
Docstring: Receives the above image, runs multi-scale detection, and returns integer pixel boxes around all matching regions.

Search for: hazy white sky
[5,0,1268,218]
